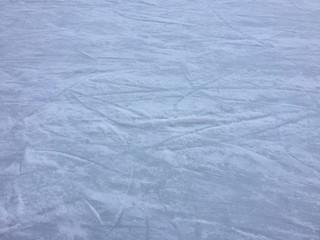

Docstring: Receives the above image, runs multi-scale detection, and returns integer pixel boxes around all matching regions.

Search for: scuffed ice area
[1,0,320,239]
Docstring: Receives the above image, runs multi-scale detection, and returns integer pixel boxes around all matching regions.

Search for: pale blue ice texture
[1,0,320,239]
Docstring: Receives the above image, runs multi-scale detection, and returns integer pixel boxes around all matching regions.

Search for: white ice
[1,0,320,239]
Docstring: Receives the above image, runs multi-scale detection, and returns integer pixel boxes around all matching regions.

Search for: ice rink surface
[1,0,320,239]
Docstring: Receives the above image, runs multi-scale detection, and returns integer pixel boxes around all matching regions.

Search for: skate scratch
[106,207,125,237]
[72,93,127,144]
[174,72,234,107]
[84,199,104,225]
[33,149,127,176]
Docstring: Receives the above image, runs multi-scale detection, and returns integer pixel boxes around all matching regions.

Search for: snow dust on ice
[1,0,320,239]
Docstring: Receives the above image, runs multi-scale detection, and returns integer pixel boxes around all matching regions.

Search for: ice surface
[1,0,320,239]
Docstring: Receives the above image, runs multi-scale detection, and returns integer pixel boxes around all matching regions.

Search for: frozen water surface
[1,0,320,239]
